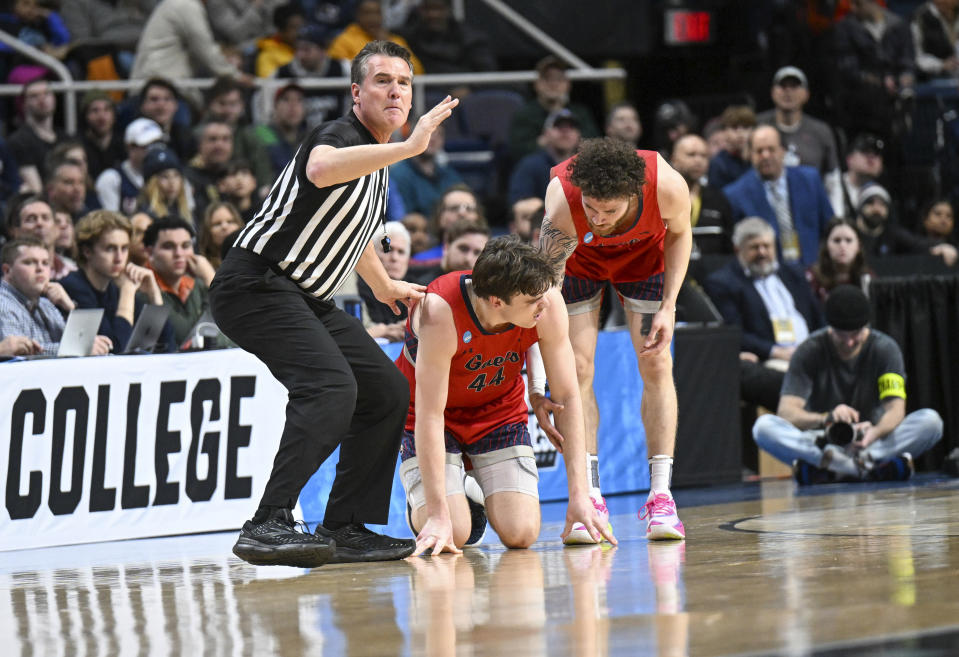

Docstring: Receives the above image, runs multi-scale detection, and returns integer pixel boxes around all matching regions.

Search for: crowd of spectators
[0,1,956,478]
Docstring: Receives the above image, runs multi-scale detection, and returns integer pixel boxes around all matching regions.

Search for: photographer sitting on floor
[752,284,943,484]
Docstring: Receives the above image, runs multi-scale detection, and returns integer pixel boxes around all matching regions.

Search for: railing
[0,69,626,134]
[1,0,626,135]
[0,29,76,131]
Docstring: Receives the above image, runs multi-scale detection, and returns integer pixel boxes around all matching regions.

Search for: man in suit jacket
[723,126,833,266]
[704,217,824,362]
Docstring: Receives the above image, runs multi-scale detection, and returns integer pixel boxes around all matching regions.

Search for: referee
[210,41,458,568]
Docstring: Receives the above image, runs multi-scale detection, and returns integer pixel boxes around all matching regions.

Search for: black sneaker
[868,453,915,482]
[792,460,835,485]
[233,509,336,568]
[463,474,487,546]
[315,523,415,563]
[405,502,417,537]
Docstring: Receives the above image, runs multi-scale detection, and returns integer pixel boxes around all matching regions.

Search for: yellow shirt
[326,24,424,75]
[255,36,295,78]
[690,191,702,227]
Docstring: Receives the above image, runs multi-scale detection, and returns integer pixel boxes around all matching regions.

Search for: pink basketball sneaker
[563,495,613,545]
[639,493,686,540]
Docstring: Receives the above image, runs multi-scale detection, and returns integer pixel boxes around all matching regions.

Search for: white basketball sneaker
[640,493,686,540]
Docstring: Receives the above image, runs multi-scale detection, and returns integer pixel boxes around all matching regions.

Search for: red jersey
[550,150,665,283]
[396,271,539,444]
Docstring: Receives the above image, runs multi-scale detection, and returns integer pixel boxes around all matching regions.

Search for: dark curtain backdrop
[870,275,959,470]
[673,325,742,487]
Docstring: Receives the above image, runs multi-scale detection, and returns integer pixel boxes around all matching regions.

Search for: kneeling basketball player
[398,236,616,555]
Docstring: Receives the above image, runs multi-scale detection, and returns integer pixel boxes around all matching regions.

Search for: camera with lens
[815,420,860,450]
[825,421,856,446]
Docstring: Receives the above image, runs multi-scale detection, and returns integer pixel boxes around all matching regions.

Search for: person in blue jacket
[723,126,833,266]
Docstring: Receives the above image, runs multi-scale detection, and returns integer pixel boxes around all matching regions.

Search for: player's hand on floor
[562,494,617,545]
[413,516,462,557]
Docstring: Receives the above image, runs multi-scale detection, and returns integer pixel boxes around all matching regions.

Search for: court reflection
[3,484,958,656]
[0,538,696,657]
[4,558,246,656]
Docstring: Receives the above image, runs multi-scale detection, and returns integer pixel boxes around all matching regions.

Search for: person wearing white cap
[94,118,166,215]
[756,66,843,217]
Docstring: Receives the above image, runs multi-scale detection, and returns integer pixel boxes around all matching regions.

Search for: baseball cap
[124,118,165,147]
[656,99,696,129]
[544,108,580,130]
[849,133,884,156]
[535,55,568,76]
[142,146,181,181]
[772,66,808,88]
[81,89,113,114]
[825,284,871,331]
[857,183,891,212]
[275,81,305,103]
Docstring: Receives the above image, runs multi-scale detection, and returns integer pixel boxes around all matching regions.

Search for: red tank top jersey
[550,150,666,283]
[396,271,539,444]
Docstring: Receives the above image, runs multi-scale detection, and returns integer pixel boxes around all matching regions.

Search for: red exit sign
[664,9,713,45]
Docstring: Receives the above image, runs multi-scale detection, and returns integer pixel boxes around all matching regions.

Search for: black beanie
[825,285,871,330]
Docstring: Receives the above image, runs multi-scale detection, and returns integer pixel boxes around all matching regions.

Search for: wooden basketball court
[3,476,958,656]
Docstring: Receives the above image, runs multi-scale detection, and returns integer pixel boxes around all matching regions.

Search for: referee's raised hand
[406,96,459,156]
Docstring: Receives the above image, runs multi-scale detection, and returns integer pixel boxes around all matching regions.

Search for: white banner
[0,350,287,551]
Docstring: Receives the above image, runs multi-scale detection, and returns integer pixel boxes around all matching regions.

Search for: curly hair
[472,236,556,303]
[568,137,645,200]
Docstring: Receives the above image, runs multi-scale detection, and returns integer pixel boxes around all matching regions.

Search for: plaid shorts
[400,421,531,467]
[562,272,664,316]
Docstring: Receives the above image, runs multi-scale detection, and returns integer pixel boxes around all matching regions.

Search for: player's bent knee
[497,523,540,549]
[637,353,672,379]
[452,527,471,549]
[574,355,595,385]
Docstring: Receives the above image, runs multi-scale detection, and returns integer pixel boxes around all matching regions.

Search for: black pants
[210,249,409,526]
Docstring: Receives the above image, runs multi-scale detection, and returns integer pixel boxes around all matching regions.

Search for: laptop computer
[57,308,105,357]
[122,304,171,354]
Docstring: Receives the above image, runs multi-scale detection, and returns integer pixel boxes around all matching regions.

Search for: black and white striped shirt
[234,112,388,299]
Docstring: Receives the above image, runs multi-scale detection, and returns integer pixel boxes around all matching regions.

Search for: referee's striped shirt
[234,111,388,300]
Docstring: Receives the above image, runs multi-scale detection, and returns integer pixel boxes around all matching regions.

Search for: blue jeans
[753,409,943,468]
